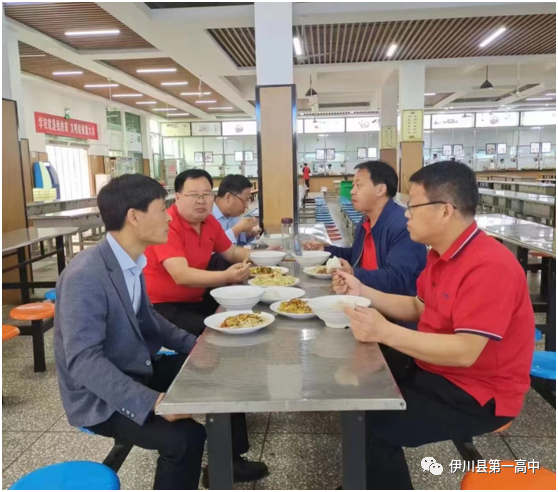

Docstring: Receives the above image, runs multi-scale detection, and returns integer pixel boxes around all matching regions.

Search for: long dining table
[157,261,405,490]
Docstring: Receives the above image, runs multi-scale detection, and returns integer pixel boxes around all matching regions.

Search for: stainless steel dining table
[157,263,405,490]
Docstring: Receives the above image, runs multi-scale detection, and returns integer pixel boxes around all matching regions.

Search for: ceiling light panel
[161,81,189,86]
[479,27,506,48]
[195,100,217,104]
[84,84,118,88]
[136,101,157,105]
[112,93,143,98]
[65,29,120,37]
[181,92,212,96]
[136,68,177,73]
[168,113,190,116]
[386,44,397,57]
[152,108,177,112]
[52,71,83,76]
[293,37,303,56]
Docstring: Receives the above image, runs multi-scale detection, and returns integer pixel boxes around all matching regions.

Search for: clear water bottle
[281,217,294,255]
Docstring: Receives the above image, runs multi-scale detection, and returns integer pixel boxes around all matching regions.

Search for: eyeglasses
[406,201,458,211]
[231,193,249,207]
[181,193,214,202]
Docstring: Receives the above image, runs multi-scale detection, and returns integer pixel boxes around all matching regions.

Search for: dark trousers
[87,354,248,490]
[366,348,513,490]
[304,178,310,188]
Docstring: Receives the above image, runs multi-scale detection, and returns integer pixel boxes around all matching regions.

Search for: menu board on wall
[161,122,191,137]
[222,121,257,136]
[234,151,244,162]
[127,131,142,152]
[304,118,345,134]
[346,117,380,132]
[442,145,452,157]
[194,152,204,163]
[380,126,397,149]
[204,151,213,163]
[316,149,326,160]
[497,143,507,155]
[326,148,336,160]
[192,122,221,136]
[431,113,474,129]
[521,111,557,126]
[476,112,520,128]
[485,143,496,155]
[244,150,254,161]
[357,147,367,159]
[401,110,424,142]
[368,147,377,159]
[452,144,464,157]
[530,142,541,154]
[542,142,552,154]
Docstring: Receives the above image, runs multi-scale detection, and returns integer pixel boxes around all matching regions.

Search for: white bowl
[292,251,331,267]
[248,277,300,288]
[249,251,287,266]
[270,299,316,320]
[250,266,289,277]
[210,286,265,311]
[303,266,332,279]
[204,310,275,335]
[260,233,285,247]
[308,295,371,329]
[260,287,305,304]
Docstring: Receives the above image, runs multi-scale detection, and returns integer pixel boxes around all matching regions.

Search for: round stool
[9,303,55,373]
[2,325,20,342]
[535,328,543,342]
[9,461,120,490]
[493,421,513,434]
[530,351,556,380]
[461,460,556,490]
[44,289,57,302]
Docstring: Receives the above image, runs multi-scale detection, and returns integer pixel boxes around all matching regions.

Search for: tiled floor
[2,205,555,489]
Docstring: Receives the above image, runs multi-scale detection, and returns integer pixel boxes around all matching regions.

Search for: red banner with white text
[34,112,99,140]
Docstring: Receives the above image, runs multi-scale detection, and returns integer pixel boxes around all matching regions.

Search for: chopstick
[241,253,250,268]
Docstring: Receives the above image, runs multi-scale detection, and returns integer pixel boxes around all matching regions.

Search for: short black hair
[433,154,438,158]
[97,174,167,231]
[175,168,213,193]
[217,174,253,198]
[303,163,308,166]
[354,160,398,198]
[409,161,478,217]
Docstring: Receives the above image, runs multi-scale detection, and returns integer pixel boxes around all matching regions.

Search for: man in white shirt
[212,175,258,245]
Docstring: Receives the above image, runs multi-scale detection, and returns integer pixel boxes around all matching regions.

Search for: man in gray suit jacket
[54,174,266,490]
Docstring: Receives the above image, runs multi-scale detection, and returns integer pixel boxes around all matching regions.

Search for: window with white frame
[46,145,91,199]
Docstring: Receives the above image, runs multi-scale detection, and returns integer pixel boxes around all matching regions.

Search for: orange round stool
[493,421,512,434]
[2,325,20,342]
[9,302,55,372]
[461,461,556,490]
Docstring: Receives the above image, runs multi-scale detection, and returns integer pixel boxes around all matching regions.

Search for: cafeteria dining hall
[2,1,557,490]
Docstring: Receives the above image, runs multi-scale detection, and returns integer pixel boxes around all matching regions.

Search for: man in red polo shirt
[144,169,252,337]
[333,161,534,489]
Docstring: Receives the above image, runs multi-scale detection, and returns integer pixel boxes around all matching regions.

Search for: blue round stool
[530,351,556,380]
[44,289,56,302]
[10,461,120,490]
[535,328,543,342]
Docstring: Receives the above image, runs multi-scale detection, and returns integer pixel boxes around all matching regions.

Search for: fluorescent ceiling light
[112,93,143,98]
[136,101,157,105]
[386,44,397,57]
[168,113,190,116]
[293,37,303,56]
[181,92,212,96]
[152,108,177,112]
[66,29,120,37]
[84,84,118,88]
[208,107,233,110]
[527,97,553,101]
[479,27,506,48]
[546,93,556,96]
[424,93,436,96]
[53,71,83,76]
[195,100,217,104]
[161,81,189,86]
[20,54,46,58]
[137,68,177,73]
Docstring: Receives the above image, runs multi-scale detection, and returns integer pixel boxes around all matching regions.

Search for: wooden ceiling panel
[5,2,152,50]
[209,14,556,68]
[17,42,194,118]
[103,58,241,113]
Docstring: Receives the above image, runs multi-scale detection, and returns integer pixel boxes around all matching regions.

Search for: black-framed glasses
[231,193,249,207]
[406,201,458,210]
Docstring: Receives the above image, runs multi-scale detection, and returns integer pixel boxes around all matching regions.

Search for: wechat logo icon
[421,457,444,476]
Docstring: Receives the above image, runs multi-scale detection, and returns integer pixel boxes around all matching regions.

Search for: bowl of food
[260,233,285,248]
[204,310,275,335]
[260,287,305,304]
[303,265,332,279]
[250,266,290,277]
[270,298,316,320]
[248,273,299,288]
[307,295,371,328]
[210,285,265,311]
[292,251,331,267]
[249,250,287,266]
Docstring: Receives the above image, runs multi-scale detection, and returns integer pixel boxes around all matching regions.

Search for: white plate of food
[248,274,300,288]
[270,298,316,320]
[303,266,332,279]
[250,266,290,277]
[204,310,275,335]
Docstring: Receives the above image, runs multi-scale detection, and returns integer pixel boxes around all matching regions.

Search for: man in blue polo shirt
[305,161,426,296]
